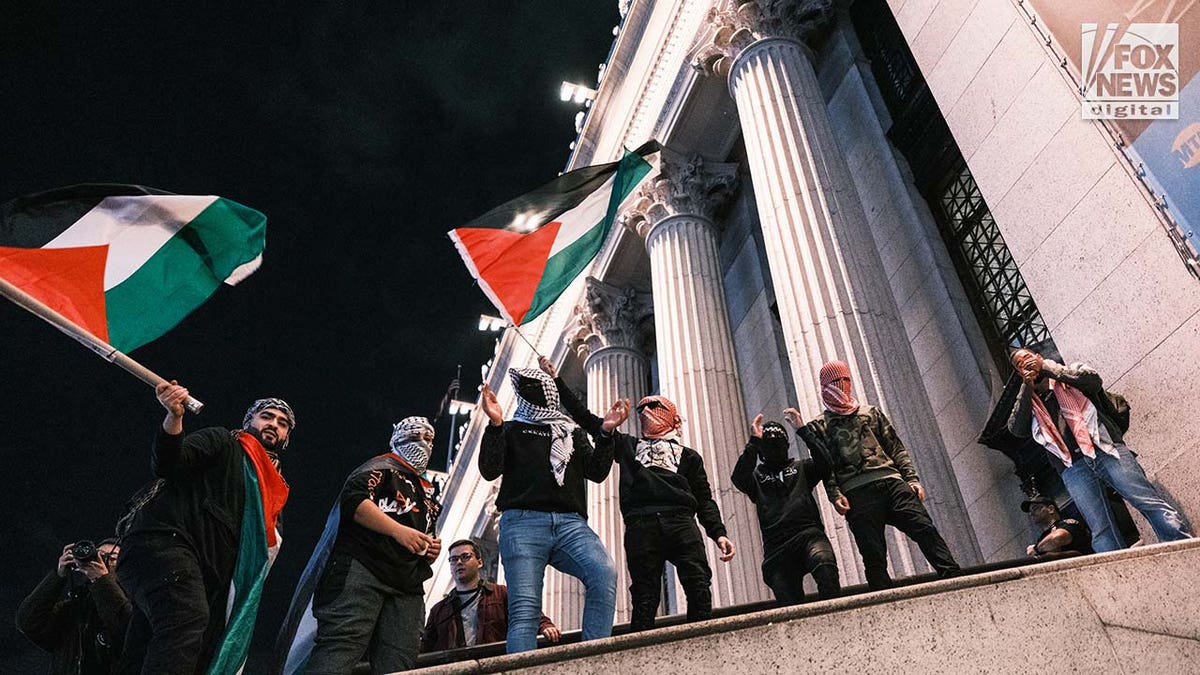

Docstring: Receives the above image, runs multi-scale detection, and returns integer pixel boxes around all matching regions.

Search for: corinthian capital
[624,153,739,236]
[566,277,653,358]
[693,0,834,76]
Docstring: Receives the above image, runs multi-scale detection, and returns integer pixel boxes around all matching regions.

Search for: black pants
[117,537,220,675]
[623,512,712,631]
[844,478,960,590]
[762,527,840,605]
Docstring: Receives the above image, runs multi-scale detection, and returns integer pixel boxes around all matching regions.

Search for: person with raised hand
[538,356,735,632]
[477,365,616,652]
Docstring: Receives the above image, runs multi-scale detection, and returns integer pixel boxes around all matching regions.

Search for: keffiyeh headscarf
[509,367,577,486]
[636,395,682,439]
[390,416,435,474]
[243,398,298,450]
[819,360,860,415]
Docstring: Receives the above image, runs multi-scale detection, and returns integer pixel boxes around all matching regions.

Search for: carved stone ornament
[623,152,739,236]
[692,0,834,77]
[566,276,653,358]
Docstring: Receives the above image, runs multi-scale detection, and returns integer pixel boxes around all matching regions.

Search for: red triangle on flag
[0,245,110,342]
[451,222,561,325]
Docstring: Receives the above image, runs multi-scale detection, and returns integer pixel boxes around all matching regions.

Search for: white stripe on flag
[547,174,616,258]
[43,195,218,290]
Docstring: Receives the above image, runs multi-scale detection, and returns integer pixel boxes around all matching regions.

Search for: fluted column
[694,0,980,581]
[626,154,770,609]
[548,277,653,626]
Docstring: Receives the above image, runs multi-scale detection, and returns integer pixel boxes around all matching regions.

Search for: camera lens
[70,540,98,563]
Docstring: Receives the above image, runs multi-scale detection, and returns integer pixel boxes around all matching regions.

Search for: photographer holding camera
[16,538,131,674]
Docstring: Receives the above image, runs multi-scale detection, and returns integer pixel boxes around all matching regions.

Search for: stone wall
[889,0,1200,541]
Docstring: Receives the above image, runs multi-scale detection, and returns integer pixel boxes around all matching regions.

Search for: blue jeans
[1061,443,1192,552]
[499,509,616,652]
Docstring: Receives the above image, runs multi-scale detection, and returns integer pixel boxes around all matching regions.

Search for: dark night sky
[1,2,617,669]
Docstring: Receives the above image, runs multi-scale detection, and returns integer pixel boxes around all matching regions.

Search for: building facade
[428,0,1200,629]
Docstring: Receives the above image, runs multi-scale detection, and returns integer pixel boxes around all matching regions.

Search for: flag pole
[0,276,204,413]
[507,325,542,357]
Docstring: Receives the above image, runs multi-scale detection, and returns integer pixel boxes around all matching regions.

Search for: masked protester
[278,417,443,675]
[477,366,616,653]
[538,357,735,632]
[118,384,293,674]
[1006,348,1191,552]
[790,361,960,590]
[732,415,839,605]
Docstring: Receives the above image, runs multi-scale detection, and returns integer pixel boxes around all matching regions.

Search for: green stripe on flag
[523,149,652,323]
[104,197,265,351]
[207,458,270,675]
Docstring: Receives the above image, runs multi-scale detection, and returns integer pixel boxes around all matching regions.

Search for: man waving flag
[0,183,268,410]
[449,141,657,327]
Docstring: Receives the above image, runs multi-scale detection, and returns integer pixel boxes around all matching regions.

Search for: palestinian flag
[449,141,657,326]
[0,184,266,352]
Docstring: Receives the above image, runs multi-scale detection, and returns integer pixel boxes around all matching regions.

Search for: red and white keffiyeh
[819,360,860,415]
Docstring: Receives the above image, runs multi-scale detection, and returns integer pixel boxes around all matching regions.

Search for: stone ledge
[404,539,1200,674]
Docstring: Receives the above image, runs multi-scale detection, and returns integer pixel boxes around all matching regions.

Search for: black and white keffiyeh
[390,416,434,474]
[634,437,684,473]
[508,367,577,486]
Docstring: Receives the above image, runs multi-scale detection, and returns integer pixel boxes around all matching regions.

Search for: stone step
[405,539,1200,674]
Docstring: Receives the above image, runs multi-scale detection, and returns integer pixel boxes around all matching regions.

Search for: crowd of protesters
[15,349,1192,674]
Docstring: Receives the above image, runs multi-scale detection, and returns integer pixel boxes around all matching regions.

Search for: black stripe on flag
[1,183,174,248]
[461,140,659,231]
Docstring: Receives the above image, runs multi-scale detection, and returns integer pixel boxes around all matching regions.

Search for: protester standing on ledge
[539,357,735,632]
[478,366,616,653]
[1007,348,1191,552]
[791,360,960,590]
[280,416,442,675]
[118,384,293,674]
[733,415,839,605]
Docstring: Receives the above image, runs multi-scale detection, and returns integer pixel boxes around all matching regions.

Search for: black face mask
[760,422,790,465]
[516,376,548,407]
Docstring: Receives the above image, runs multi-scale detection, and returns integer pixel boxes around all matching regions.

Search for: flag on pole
[448,141,657,326]
[0,184,267,352]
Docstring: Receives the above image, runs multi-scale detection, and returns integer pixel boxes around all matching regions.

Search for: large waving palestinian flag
[449,141,657,326]
[0,184,266,352]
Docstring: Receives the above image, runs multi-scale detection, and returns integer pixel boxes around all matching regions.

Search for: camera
[71,540,99,564]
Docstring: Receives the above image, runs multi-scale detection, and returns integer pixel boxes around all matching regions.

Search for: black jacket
[121,428,249,588]
[479,420,611,517]
[555,379,727,540]
[1006,360,1133,469]
[732,437,830,554]
[15,571,131,674]
[334,456,437,593]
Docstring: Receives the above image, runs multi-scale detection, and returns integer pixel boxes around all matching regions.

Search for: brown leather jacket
[419,581,555,652]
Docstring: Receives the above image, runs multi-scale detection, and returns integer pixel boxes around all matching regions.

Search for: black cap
[1020,497,1057,513]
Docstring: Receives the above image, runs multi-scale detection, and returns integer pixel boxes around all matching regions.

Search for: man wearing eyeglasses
[420,540,560,652]
[17,538,131,674]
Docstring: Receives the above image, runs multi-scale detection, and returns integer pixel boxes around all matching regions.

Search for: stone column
[693,0,980,581]
[556,276,655,625]
[625,154,770,609]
